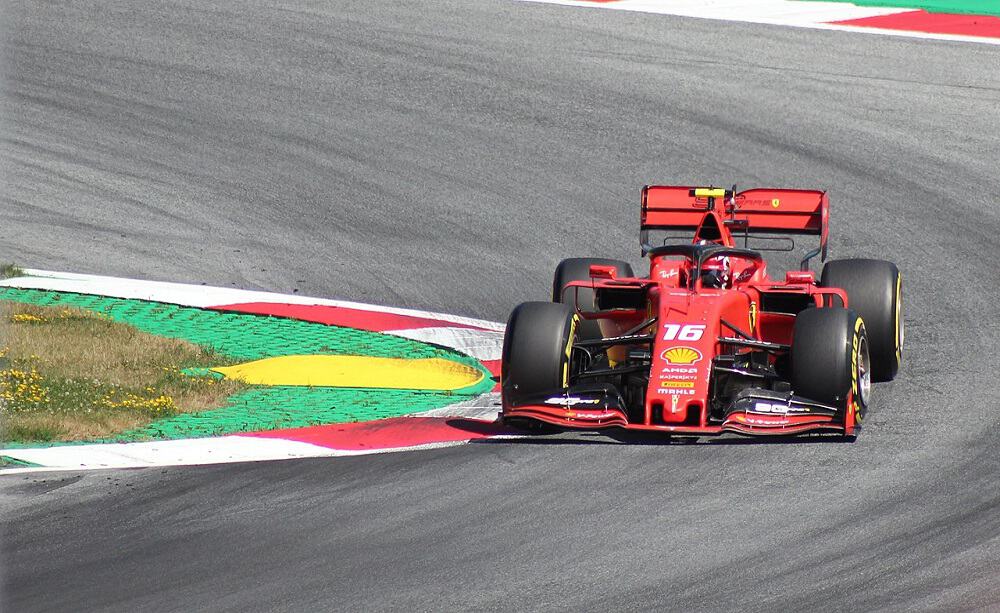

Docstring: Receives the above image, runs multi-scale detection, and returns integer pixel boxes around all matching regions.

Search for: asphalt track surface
[2,1,1000,611]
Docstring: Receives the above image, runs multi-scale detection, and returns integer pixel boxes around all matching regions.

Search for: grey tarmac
[2,0,1000,611]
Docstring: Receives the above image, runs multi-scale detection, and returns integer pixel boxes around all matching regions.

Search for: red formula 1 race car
[501,186,903,439]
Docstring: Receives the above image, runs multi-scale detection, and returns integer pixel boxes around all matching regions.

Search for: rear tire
[552,258,633,341]
[820,259,902,382]
[501,302,577,408]
[791,307,871,423]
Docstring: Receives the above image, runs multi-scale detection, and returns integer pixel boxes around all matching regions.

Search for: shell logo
[661,346,703,365]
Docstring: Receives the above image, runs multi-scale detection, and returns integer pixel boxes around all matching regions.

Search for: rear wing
[640,185,829,266]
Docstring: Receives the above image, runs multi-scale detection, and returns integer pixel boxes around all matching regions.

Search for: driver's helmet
[701,255,731,289]
[695,240,732,289]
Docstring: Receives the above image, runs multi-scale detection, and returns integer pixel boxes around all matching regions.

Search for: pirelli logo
[661,381,695,389]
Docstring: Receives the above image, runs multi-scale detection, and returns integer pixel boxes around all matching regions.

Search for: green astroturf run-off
[0,288,494,446]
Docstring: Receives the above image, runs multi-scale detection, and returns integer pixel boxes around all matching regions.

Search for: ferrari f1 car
[501,186,903,438]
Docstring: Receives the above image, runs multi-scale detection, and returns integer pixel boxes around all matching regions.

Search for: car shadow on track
[442,418,852,446]
[459,424,853,447]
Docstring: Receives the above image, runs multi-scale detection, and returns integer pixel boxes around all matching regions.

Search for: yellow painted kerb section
[212,355,484,391]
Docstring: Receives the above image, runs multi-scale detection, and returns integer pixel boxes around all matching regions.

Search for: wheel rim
[857,335,872,407]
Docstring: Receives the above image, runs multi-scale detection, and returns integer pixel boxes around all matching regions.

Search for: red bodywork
[503,186,862,437]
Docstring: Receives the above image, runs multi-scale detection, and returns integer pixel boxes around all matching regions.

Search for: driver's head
[701,255,731,289]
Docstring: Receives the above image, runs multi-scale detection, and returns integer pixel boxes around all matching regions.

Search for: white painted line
[519,0,909,22]
[2,269,505,332]
[515,0,1000,46]
[0,434,520,474]
[0,436,340,472]
[414,392,503,420]
[390,327,504,362]
[792,22,1000,45]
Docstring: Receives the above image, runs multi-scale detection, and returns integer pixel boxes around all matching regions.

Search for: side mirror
[589,264,617,280]
[785,270,815,284]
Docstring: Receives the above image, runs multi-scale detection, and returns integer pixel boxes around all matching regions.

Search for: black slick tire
[820,259,902,382]
[501,301,577,408]
[791,307,871,423]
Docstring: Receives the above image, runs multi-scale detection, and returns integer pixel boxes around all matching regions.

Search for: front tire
[791,307,871,426]
[501,302,577,409]
[820,259,902,382]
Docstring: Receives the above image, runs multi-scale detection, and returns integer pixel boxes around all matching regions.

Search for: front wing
[502,388,849,437]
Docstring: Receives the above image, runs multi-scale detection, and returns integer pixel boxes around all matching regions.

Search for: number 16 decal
[662,324,706,341]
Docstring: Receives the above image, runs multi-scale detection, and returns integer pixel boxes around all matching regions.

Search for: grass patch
[1,263,24,279]
[0,302,245,444]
